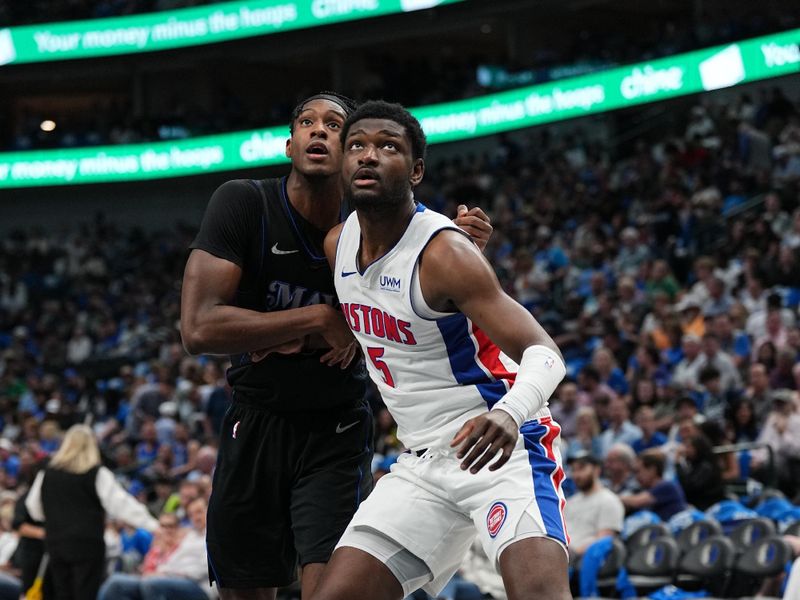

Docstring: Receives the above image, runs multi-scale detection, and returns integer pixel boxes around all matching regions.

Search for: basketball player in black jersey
[180,92,492,600]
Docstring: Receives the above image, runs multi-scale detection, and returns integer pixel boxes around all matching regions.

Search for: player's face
[286,99,347,177]
[342,117,423,214]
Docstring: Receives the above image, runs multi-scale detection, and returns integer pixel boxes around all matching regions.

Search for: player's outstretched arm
[419,230,566,473]
[180,249,352,357]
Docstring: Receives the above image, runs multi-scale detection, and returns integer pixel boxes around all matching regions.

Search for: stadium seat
[731,535,793,597]
[626,536,681,594]
[625,523,671,551]
[759,489,786,502]
[784,520,800,537]
[729,518,776,551]
[595,537,628,594]
[676,520,723,554]
[675,534,736,596]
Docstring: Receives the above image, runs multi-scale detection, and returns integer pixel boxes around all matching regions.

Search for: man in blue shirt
[620,449,686,520]
[631,406,667,454]
[598,397,642,457]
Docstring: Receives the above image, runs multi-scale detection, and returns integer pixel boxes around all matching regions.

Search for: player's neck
[286,171,342,230]
[357,201,416,269]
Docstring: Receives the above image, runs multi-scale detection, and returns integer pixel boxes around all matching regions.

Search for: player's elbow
[180,320,207,355]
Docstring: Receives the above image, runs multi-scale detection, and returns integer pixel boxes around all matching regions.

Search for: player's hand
[450,410,518,474]
[454,205,493,252]
[250,338,306,362]
[319,305,356,347]
[320,340,359,369]
[318,306,358,368]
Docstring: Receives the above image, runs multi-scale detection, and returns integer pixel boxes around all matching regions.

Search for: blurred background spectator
[25,425,158,599]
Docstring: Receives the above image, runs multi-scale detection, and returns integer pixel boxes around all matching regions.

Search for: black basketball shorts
[206,394,374,588]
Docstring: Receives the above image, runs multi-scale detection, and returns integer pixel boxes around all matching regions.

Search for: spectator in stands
[770,347,798,390]
[640,292,674,351]
[702,277,734,318]
[602,443,639,495]
[564,451,625,562]
[711,312,751,369]
[755,339,779,372]
[747,292,795,340]
[767,244,800,287]
[614,227,651,277]
[25,424,158,600]
[135,420,159,469]
[754,390,800,496]
[617,275,649,321]
[187,445,216,481]
[598,397,642,457]
[146,475,173,521]
[677,297,705,338]
[576,365,619,406]
[661,320,688,368]
[97,496,214,600]
[628,377,656,412]
[201,362,230,437]
[621,449,687,520]
[687,256,716,306]
[646,260,680,301]
[566,406,603,460]
[12,463,52,599]
[739,275,768,316]
[676,434,725,509]
[665,396,703,453]
[672,333,704,390]
[631,406,667,454]
[745,362,774,424]
[627,345,670,398]
[727,399,759,443]
[698,420,739,481]
[763,193,791,237]
[139,511,182,575]
[550,380,580,439]
[697,332,743,394]
[592,347,629,396]
[696,365,738,426]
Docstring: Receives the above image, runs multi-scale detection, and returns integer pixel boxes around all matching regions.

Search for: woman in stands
[25,424,158,600]
[676,434,725,510]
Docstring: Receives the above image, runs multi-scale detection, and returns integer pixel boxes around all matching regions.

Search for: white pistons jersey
[334,204,550,450]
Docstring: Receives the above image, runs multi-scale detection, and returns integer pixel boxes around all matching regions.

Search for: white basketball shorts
[336,416,570,596]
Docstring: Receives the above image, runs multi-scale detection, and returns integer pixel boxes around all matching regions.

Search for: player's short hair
[289,91,359,133]
[341,100,427,161]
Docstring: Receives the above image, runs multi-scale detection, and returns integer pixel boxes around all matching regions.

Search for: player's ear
[410,158,424,188]
[285,138,292,158]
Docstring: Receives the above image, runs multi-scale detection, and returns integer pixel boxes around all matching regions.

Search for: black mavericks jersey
[190,177,366,411]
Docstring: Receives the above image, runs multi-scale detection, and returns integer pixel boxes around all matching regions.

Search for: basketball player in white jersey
[315,100,571,600]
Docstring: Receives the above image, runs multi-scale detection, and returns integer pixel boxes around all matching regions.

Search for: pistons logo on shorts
[486,502,508,538]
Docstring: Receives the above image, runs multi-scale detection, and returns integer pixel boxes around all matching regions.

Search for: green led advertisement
[0,28,797,188]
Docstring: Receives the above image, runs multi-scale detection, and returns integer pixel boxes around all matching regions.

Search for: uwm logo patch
[379,275,401,292]
[487,502,507,538]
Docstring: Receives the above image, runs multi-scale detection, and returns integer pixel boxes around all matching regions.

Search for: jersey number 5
[367,347,396,387]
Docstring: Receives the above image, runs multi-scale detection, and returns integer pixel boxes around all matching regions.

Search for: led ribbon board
[0,0,464,65]
[0,28,797,188]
